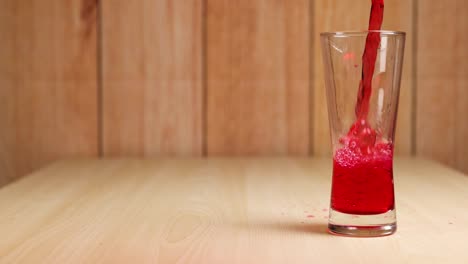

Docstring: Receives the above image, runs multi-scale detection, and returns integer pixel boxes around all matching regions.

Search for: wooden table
[1,158,467,263]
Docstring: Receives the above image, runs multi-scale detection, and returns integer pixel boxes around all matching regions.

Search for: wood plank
[456,2,468,174]
[313,0,414,156]
[0,158,467,262]
[101,0,203,156]
[417,0,468,174]
[0,0,98,184]
[206,0,310,155]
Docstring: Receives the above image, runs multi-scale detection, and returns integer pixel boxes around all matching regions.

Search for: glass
[321,31,405,237]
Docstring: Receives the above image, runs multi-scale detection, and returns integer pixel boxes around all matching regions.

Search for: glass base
[328,208,396,237]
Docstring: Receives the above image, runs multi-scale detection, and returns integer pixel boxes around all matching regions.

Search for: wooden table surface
[1,158,467,263]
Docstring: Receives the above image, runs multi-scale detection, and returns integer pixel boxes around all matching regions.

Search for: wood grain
[313,0,414,156]
[206,0,310,155]
[0,0,98,184]
[0,158,467,262]
[101,0,203,156]
[417,0,468,174]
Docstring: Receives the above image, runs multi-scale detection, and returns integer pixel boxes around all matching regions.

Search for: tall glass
[321,31,405,237]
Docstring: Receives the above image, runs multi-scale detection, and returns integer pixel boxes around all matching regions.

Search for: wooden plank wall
[416,0,468,173]
[0,0,98,185]
[101,0,203,157]
[1,0,468,184]
[206,0,310,155]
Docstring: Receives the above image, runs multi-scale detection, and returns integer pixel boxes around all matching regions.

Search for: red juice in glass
[321,0,404,237]
[331,140,395,215]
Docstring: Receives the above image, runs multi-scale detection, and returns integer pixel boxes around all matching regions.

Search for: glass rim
[320,30,406,37]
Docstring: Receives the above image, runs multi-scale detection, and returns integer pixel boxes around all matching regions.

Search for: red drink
[356,0,384,119]
[321,0,405,236]
[331,119,395,215]
[332,141,394,215]
[330,0,394,215]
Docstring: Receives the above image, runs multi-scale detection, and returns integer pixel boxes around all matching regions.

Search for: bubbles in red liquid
[340,119,379,156]
[332,127,394,215]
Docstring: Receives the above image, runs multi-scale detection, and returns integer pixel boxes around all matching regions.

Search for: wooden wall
[1,0,467,184]
[101,0,203,156]
[416,0,468,174]
[0,0,98,185]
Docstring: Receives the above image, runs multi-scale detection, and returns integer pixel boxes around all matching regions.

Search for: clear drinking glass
[321,31,405,237]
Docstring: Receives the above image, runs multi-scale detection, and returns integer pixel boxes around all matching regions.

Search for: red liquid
[332,140,394,215]
[356,0,384,119]
[331,0,395,215]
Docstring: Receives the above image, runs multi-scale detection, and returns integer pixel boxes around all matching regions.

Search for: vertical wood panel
[206,0,310,155]
[0,0,98,185]
[417,0,468,173]
[313,0,414,156]
[101,0,203,156]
